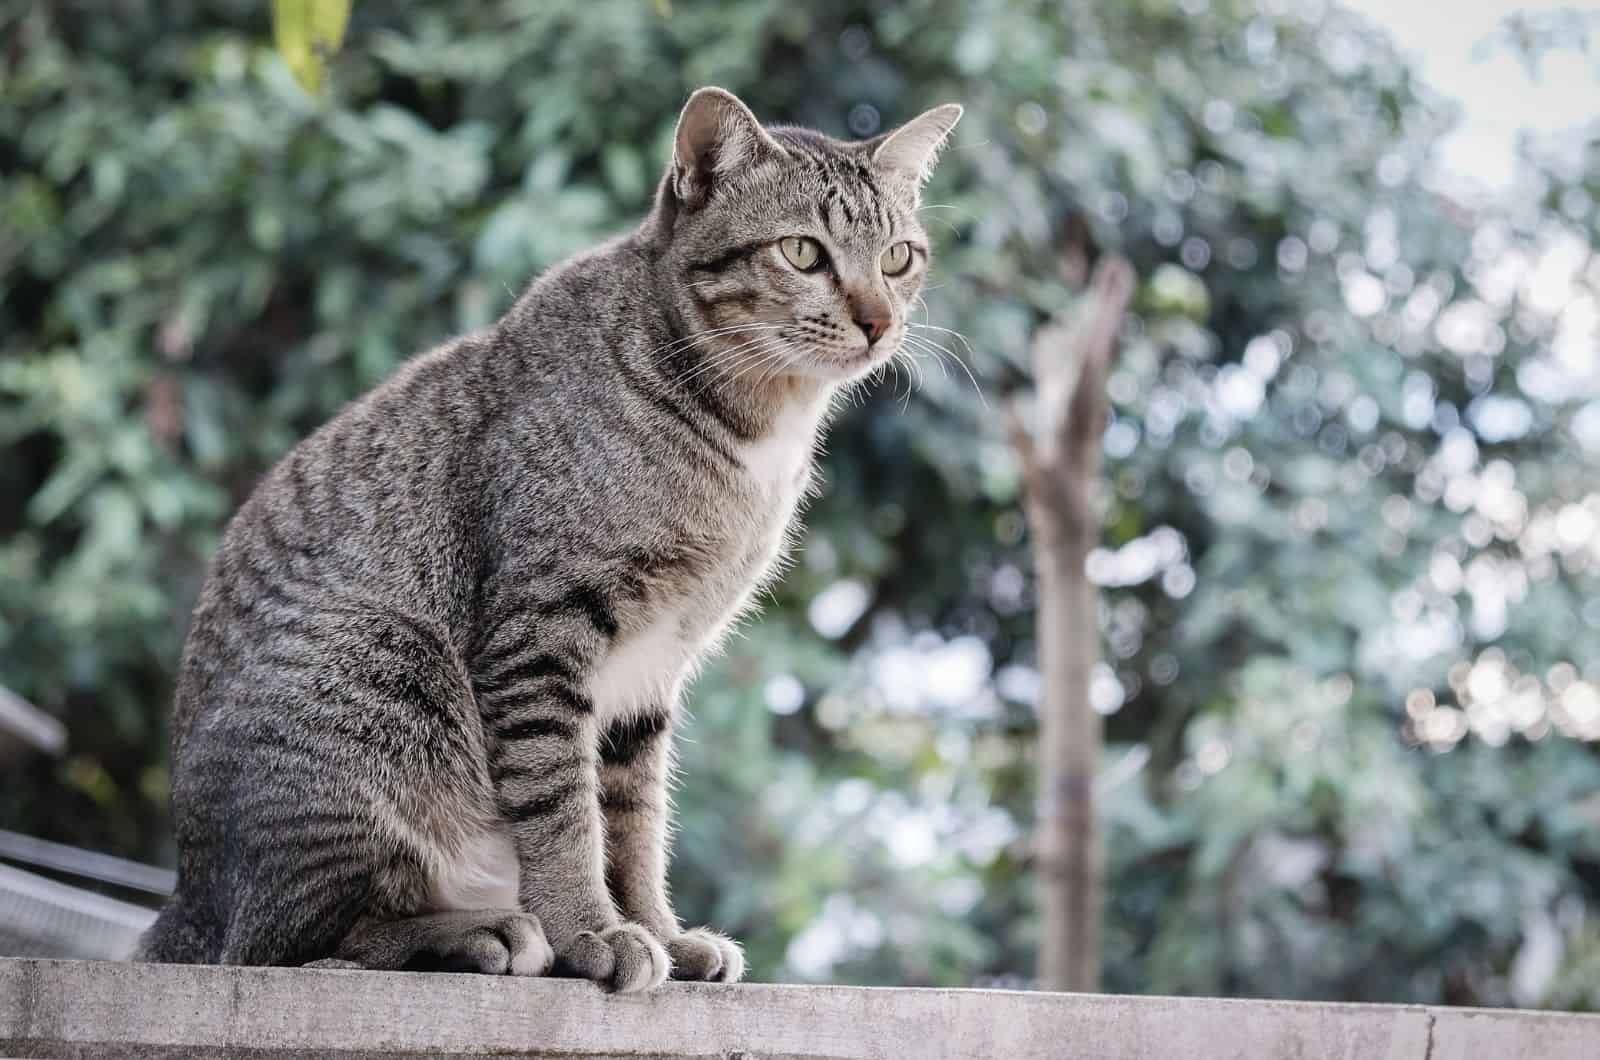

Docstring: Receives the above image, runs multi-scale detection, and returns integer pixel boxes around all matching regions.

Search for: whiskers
[648,303,984,412]
[660,322,798,394]
[891,296,986,408]
[852,350,919,412]
[914,202,968,241]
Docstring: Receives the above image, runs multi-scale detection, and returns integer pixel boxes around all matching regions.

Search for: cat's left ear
[672,87,784,209]
[869,103,963,187]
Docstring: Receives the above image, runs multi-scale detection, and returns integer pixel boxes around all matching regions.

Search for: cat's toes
[553,929,616,982]
[502,912,556,976]
[552,922,670,991]
[601,922,671,993]
[667,928,745,983]
[439,912,551,976]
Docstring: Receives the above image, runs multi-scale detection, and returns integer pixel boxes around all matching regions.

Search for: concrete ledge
[2,958,1597,1059]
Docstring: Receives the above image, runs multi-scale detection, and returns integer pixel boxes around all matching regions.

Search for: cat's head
[653,87,961,387]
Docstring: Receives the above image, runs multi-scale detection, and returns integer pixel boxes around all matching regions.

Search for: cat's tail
[134,894,210,963]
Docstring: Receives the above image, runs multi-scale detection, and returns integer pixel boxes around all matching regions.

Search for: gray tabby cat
[138,87,961,992]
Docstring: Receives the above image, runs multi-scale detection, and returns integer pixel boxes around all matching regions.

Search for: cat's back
[232,328,498,585]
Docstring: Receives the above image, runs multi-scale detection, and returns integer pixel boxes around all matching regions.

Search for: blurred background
[3,0,1600,1007]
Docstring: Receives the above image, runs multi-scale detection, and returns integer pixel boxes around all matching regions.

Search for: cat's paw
[554,921,671,993]
[665,927,745,983]
[437,911,554,976]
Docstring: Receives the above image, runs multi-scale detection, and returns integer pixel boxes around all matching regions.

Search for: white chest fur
[428,824,520,911]
[740,399,823,507]
[586,397,825,722]
[588,610,697,719]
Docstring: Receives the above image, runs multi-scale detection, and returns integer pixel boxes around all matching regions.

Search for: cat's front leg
[599,705,745,983]
[479,649,670,992]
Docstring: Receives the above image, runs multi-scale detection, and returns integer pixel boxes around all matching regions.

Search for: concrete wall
[2,957,1597,1059]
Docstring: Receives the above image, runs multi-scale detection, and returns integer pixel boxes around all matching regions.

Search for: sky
[1342,0,1597,193]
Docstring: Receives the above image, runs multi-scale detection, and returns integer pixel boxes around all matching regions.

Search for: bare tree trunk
[1008,255,1135,993]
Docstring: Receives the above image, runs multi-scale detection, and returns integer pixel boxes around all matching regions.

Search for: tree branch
[1063,256,1136,465]
[1014,253,1136,539]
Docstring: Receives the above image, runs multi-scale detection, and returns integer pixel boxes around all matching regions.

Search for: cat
[137,86,961,992]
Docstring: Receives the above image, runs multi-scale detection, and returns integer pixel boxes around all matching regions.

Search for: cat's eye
[779,236,823,272]
[880,241,913,276]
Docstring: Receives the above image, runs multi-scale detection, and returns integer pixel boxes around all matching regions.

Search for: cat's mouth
[790,336,898,383]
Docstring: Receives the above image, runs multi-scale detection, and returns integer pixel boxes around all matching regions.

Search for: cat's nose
[853,312,891,346]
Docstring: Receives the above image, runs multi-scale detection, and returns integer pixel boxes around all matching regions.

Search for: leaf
[272,0,352,95]
[27,449,105,525]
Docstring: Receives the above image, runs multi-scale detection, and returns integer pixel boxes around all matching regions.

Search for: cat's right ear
[672,87,782,210]
[870,103,963,188]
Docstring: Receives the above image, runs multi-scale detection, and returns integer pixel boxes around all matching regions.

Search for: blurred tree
[1009,253,1136,992]
[2,0,1597,1005]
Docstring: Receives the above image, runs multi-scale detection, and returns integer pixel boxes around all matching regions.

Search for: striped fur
[138,88,960,992]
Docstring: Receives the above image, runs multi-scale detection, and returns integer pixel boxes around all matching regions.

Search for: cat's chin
[788,348,894,385]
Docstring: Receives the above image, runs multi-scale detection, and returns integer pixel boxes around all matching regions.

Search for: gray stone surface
[0,957,1596,1058]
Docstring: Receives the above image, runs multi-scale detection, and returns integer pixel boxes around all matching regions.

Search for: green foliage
[3,0,1597,1004]
[272,0,352,94]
